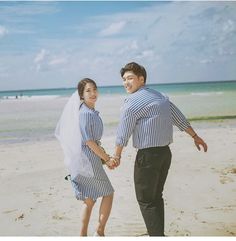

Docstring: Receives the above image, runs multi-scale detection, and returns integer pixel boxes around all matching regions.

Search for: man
[113,62,207,236]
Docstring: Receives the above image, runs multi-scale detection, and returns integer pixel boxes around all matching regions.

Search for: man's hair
[120,62,147,83]
[77,78,97,100]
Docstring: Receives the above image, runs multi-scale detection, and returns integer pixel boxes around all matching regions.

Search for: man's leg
[153,146,172,234]
[134,146,171,236]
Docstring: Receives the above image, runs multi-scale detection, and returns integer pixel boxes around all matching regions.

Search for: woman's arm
[86,140,109,161]
[86,140,115,168]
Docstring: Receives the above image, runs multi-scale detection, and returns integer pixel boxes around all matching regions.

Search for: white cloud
[137,50,155,59]
[34,49,47,63]
[1,1,236,90]
[34,49,49,71]
[33,1,236,84]
[199,59,213,64]
[99,21,126,36]
[33,49,68,72]
[130,40,138,50]
[223,19,235,33]
[49,57,67,66]
[0,25,8,38]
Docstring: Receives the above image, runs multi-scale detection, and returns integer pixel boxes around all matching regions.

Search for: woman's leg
[80,198,95,236]
[96,193,114,236]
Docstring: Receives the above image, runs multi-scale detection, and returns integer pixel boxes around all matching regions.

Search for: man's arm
[184,126,208,152]
[114,108,137,166]
[113,145,123,167]
[170,101,191,131]
[170,101,208,152]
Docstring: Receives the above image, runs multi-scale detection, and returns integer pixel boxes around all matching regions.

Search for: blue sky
[0,1,236,91]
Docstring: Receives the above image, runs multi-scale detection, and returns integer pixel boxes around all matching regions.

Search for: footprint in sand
[227,231,235,236]
[220,175,233,184]
[218,166,236,184]
[15,213,24,221]
[52,213,69,220]
[182,229,191,236]
[223,166,236,175]
[230,168,236,174]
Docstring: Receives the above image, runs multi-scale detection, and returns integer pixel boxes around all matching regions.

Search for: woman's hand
[112,155,121,167]
[105,157,117,170]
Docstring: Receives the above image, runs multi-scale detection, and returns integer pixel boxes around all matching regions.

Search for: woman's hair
[120,62,147,83]
[77,78,97,100]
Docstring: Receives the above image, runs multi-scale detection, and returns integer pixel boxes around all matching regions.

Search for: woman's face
[82,82,98,107]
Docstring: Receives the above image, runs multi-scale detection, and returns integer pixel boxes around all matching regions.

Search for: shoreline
[1,118,236,146]
[188,115,236,121]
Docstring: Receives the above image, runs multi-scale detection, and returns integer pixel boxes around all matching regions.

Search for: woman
[55,78,115,236]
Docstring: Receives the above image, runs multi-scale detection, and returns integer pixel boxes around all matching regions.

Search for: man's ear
[139,76,145,84]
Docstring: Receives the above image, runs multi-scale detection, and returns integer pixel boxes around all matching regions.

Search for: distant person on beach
[113,62,208,236]
[55,78,115,236]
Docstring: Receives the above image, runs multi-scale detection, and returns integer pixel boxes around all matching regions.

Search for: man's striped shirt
[116,86,190,149]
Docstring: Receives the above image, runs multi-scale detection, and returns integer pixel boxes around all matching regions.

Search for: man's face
[122,71,144,94]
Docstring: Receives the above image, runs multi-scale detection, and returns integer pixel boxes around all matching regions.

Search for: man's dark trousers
[134,145,172,236]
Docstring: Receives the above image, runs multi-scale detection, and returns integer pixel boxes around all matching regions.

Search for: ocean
[0,80,236,144]
[1,80,236,99]
[1,80,236,119]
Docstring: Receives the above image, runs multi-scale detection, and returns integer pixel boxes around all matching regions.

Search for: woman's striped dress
[70,103,114,201]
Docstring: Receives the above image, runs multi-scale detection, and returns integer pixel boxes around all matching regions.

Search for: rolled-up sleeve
[170,101,190,131]
[116,108,137,147]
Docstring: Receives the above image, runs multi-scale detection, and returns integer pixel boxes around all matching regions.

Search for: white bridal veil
[55,91,94,179]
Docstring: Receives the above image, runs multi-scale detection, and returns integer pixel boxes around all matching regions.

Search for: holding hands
[98,144,121,170]
[98,143,122,170]
[105,155,121,170]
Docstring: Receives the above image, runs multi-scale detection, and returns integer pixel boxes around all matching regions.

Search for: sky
[0,1,236,91]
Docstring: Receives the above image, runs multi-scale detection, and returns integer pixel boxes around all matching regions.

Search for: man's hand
[110,154,121,168]
[193,135,208,152]
[105,157,117,170]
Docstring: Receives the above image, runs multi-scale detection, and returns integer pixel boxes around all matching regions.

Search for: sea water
[0,81,235,144]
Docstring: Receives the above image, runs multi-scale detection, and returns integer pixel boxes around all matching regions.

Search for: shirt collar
[82,103,99,114]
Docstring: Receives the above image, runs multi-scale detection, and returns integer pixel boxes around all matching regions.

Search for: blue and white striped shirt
[116,86,190,149]
[79,103,103,145]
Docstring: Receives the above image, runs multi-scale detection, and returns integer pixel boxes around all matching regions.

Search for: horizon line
[0,79,236,93]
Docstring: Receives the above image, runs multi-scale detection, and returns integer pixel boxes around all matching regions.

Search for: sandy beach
[0,95,236,236]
